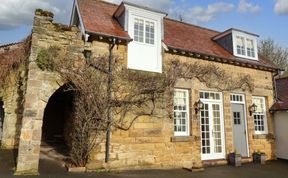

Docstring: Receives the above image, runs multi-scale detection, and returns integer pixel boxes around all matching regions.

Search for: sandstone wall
[88,47,275,170]
[14,9,276,174]
[15,10,85,174]
[0,74,23,148]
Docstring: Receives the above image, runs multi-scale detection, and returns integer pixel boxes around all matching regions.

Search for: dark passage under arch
[40,84,75,168]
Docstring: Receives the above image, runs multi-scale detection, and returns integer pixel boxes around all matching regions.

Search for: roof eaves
[165,44,278,72]
[230,28,260,37]
[86,30,132,42]
[0,41,23,49]
[212,28,260,41]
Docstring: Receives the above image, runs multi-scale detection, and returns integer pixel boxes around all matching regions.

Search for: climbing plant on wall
[41,45,254,167]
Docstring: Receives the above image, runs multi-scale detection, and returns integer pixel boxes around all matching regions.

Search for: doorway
[41,84,74,167]
[230,94,249,157]
[200,91,225,160]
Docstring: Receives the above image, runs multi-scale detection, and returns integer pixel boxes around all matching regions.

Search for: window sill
[253,133,275,140]
[171,136,194,142]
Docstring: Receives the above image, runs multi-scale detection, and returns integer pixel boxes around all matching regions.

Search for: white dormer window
[232,30,258,60]
[134,18,155,45]
[116,2,166,73]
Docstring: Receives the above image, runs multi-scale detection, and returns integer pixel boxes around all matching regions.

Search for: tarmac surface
[1,149,288,178]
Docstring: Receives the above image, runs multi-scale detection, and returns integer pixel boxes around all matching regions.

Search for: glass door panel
[201,102,225,160]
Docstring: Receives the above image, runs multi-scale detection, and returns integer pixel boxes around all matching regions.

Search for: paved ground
[1,149,288,178]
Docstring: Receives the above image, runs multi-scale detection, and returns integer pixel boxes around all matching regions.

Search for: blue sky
[0,0,287,47]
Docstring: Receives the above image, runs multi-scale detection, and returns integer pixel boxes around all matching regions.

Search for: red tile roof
[76,0,278,71]
[77,0,130,40]
[271,77,288,111]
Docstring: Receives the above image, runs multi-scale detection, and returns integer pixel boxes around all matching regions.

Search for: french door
[200,92,225,160]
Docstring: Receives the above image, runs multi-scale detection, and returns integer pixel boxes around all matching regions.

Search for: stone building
[0,0,281,175]
[270,77,288,160]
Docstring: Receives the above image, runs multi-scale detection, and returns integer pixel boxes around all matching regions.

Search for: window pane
[200,91,221,101]
[236,36,246,56]
[252,97,267,133]
[247,39,255,57]
[134,18,144,42]
[145,21,155,45]
[174,90,189,135]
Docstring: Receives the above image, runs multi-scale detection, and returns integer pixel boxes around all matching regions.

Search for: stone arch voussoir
[16,71,65,174]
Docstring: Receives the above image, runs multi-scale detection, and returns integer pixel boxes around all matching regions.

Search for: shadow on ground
[1,148,288,178]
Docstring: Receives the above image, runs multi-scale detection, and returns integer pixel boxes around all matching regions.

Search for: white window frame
[173,89,190,136]
[232,31,258,60]
[133,17,155,45]
[252,96,268,135]
[199,91,226,160]
[133,18,144,43]
[230,93,245,104]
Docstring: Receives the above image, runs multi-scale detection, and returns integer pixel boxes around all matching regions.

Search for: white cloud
[106,0,234,24]
[172,2,235,24]
[0,0,73,30]
[0,0,256,31]
[238,0,261,13]
[274,0,288,15]
[105,0,171,12]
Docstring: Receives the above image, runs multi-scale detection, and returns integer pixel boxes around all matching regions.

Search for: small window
[174,89,189,136]
[236,36,246,56]
[230,94,244,103]
[145,21,155,44]
[252,96,268,134]
[134,18,155,45]
[246,39,255,58]
[134,18,144,43]
[233,112,241,125]
[200,91,221,101]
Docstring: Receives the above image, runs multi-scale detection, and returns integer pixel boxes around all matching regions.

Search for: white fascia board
[72,0,86,37]
[124,4,166,40]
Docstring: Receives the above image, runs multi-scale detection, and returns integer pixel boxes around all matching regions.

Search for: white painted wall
[126,5,165,73]
[274,111,288,160]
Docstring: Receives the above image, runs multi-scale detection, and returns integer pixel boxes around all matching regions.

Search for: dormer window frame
[232,31,258,60]
[133,17,156,46]
[115,2,166,73]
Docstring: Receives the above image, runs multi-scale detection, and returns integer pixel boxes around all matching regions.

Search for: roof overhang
[114,1,168,18]
[164,43,279,72]
[212,28,259,41]
[86,30,132,43]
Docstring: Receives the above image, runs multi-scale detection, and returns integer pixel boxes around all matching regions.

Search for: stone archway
[15,71,65,174]
[40,83,74,168]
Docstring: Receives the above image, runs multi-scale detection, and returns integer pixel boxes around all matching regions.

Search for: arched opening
[0,100,4,142]
[40,84,75,169]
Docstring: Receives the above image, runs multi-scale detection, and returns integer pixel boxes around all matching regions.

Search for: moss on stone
[36,49,51,71]
[35,9,54,18]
